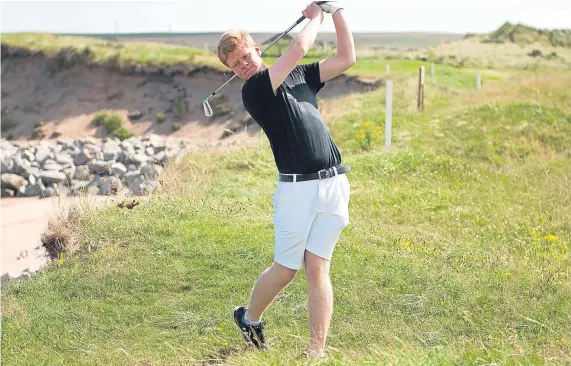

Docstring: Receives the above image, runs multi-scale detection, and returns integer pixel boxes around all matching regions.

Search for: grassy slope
[2,55,571,364]
[1,33,223,69]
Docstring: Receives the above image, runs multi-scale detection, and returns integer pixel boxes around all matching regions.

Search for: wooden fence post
[418,66,425,111]
[385,80,393,151]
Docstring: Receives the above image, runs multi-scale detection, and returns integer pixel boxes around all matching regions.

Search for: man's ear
[255,45,262,56]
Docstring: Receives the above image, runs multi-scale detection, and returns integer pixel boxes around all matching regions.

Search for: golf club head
[203,99,213,117]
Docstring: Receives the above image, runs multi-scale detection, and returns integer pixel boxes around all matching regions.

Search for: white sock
[243,312,261,326]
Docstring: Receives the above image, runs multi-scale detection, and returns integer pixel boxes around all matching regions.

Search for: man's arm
[318,9,356,83]
[268,2,324,92]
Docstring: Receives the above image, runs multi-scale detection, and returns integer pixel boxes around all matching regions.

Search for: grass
[1,33,211,68]
[2,43,571,365]
[92,112,134,140]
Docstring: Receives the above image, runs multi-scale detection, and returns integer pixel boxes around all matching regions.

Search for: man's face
[226,45,263,80]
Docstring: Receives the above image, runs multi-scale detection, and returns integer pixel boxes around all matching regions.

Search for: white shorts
[272,173,350,270]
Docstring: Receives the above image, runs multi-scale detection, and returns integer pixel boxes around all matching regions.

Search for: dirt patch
[1,45,382,142]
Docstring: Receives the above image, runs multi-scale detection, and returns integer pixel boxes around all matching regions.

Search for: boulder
[74,165,91,181]
[39,170,66,185]
[1,173,28,191]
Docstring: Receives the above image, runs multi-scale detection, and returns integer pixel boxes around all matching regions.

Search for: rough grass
[1,33,210,67]
[2,57,570,365]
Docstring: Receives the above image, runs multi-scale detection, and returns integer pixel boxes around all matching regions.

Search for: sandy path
[1,195,119,286]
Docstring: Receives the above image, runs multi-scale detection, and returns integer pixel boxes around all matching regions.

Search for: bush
[156,112,165,124]
[172,123,181,132]
[112,127,134,140]
[92,112,108,126]
[93,113,134,141]
[102,115,122,133]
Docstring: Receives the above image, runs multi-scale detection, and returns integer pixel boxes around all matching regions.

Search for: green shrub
[156,112,165,124]
[172,123,181,132]
[93,113,134,141]
[92,112,108,126]
[112,127,134,140]
[102,115,122,133]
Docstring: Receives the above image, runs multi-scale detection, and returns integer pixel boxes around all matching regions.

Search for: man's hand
[302,2,324,21]
[319,1,343,16]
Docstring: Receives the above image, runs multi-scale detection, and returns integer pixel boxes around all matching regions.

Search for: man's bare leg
[304,250,333,354]
[245,261,297,322]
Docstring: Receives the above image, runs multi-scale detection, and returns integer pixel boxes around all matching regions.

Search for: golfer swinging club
[216,1,355,357]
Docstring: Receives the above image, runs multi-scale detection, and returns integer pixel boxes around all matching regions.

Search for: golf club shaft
[205,2,326,103]
[206,16,303,101]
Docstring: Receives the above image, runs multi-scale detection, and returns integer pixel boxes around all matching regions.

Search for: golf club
[203,1,327,117]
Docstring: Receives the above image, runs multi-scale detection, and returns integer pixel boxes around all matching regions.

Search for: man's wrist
[332,7,344,17]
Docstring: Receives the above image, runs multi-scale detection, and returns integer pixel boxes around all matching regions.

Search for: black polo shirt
[241,62,342,174]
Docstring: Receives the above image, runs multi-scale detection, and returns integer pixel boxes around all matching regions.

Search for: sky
[1,0,570,34]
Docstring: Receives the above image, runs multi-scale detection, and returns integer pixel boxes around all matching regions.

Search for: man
[215,1,355,358]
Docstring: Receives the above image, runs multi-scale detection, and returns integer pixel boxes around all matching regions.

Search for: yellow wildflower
[530,231,539,237]
[399,241,411,248]
[57,253,64,266]
[109,247,115,254]
[363,121,373,128]
[543,234,558,241]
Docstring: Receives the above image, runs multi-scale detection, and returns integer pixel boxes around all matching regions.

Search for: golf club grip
[296,1,327,24]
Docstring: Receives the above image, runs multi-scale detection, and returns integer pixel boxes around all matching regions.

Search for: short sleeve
[298,62,325,94]
[242,68,274,111]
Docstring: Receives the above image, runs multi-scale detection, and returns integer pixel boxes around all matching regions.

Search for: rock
[131,154,148,165]
[153,145,167,154]
[73,148,95,166]
[1,188,15,197]
[1,173,28,191]
[145,147,154,156]
[153,151,169,166]
[99,176,122,195]
[68,181,89,196]
[12,155,31,175]
[18,183,41,197]
[22,150,36,162]
[30,161,41,168]
[40,186,58,199]
[127,164,138,172]
[43,162,64,172]
[42,158,58,167]
[111,162,127,178]
[141,163,163,182]
[128,176,147,196]
[74,165,91,181]
[35,149,53,164]
[1,158,15,174]
[39,170,66,185]
[103,150,119,162]
[20,166,40,181]
[55,153,74,167]
[128,110,144,121]
[63,166,76,184]
[89,160,112,175]
[122,170,142,186]
[87,185,100,195]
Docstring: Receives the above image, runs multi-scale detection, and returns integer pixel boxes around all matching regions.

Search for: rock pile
[0,135,189,198]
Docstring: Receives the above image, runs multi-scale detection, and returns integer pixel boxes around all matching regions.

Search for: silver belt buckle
[318,169,329,180]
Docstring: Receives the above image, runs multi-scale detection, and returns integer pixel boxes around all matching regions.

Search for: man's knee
[270,261,297,284]
[304,250,331,282]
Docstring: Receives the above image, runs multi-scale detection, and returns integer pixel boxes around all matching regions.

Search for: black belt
[278,165,351,182]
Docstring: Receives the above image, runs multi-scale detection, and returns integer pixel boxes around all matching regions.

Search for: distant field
[61,31,465,54]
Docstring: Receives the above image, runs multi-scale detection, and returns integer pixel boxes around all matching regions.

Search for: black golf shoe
[232,306,268,349]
